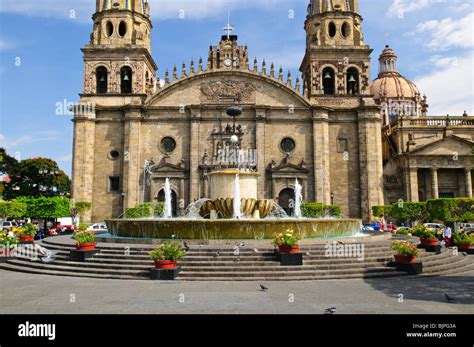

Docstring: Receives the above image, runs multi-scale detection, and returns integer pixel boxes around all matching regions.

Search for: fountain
[105,106,362,240]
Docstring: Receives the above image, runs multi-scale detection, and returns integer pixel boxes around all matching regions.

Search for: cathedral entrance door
[278,188,295,216]
[157,189,178,217]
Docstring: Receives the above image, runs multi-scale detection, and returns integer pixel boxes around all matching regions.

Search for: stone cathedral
[72,0,473,223]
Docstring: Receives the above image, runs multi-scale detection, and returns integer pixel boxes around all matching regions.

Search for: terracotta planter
[278,244,300,253]
[76,242,96,251]
[394,254,417,264]
[19,235,34,242]
[154,260,177,269]
[456,243,472,251]
[420,238,439,246]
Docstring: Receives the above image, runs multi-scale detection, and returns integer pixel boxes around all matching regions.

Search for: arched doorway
[157,189,178,217]
[278,188,295,216]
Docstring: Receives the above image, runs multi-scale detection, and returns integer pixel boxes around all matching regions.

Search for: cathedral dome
[370,46,421,100]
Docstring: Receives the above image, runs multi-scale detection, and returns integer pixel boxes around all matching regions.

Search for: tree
[427,198,474,223]
[70,201,92,223]
[0,201,27,219]
[389,202,427,225]
[0,148,18,198]
[3,157,70,200]
[16,196,70,231]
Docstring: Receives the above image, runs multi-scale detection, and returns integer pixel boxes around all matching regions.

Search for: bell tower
[83,0,157,96]
[300,0,372,98]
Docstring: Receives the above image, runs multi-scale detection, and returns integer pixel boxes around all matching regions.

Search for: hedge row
[372,198,474,223]
[301,203,341,218]
[125,202,164,219]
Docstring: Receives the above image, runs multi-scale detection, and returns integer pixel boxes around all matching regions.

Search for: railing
[398,116,474,127]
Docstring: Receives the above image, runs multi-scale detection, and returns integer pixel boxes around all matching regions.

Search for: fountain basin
[105,218,362,240]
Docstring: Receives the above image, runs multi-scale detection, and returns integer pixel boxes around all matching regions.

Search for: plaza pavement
[0,270,472,314]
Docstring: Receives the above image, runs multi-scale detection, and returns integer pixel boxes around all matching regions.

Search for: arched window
[121,66,132,94]
[346,67,359,95]
[322,67,335,95]
[96,66,108,94]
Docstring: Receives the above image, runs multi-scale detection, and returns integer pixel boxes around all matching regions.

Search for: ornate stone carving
[201,80,256,102]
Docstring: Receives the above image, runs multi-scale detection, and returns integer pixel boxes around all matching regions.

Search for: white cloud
[416,12,474,50]
[0,40,13,51]
[415,53,474,116]
[0,131,61,149]
[388,0,430,17]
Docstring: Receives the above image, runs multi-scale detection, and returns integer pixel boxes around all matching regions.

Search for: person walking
[443,226,452,248]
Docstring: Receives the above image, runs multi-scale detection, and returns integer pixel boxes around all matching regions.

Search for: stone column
[255,109,266,199]
[71,106,96,222]
[179,178,185,213]
[465,168,473,198]
[189,108,201,202]
[431,168,439,199]
[357,108,385,222]
[407,168,419,202]
[123,107,142,210]
[312,110,331,204]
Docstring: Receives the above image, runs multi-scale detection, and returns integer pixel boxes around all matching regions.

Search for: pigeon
[444,294,455,303]
[306,252,311,256]
[259,284,268,292]
[238,242,245,248]
[324,306,337,314]
[253,248,259,253]
[213,251,220,258]
[183,242,190,252]
[337,241,344,245]
[462,252,467,256]
[233,246,240,257]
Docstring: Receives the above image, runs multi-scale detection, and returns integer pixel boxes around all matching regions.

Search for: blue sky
[0,0,473,177]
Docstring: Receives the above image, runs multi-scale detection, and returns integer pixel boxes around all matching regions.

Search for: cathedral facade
[72,0,473,223]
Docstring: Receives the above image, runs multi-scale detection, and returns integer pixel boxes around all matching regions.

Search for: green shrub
[301,203,341,218]
[0,201,27,219]
[74,231,95,245]
[272,229,301,247]
[389,202,427,224]
[149,241,186,261]
[391,240,418,256]
[396,227,411,235]
[125,202,164,219]
[372,205,392,218]
[426,198,474,223]
[18,223,36,236]
[412,225,437,240]
[453,233,473,245]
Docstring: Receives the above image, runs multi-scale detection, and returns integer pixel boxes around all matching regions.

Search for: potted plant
[273,229,301,253]
[453,233,473,251]
[391,240,419,263]
[0,231,19,256]
[149,241,186,269]
[413,225,438,246]
[17,223,36,242]
[395,227,412,236]
[74,223,96,251]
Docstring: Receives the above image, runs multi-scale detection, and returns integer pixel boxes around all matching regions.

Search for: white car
[87,223,108,233]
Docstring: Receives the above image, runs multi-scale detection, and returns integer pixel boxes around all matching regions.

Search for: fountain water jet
[233,174,242,219]
[294,178,303,218]
[163,178,173,218]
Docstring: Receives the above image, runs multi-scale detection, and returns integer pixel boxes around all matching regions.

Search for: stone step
[0,263,145,280]
[3,259,150,277]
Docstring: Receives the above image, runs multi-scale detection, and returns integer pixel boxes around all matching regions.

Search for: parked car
[383,223,398,233]
[362,224,375,232]
[423,223,446,231]
[2,221,18,232]
[87,223,108,233]
[459,223,474,234]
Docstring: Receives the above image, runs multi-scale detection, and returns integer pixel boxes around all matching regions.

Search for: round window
[328,22,337,38]
[161,137,176,153]
[280,138,296,153]
[106,21,114,37]
[118,21,127,37]
[109,150,120,160]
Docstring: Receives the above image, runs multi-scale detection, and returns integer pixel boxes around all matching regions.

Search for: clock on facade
[224,58,232,67]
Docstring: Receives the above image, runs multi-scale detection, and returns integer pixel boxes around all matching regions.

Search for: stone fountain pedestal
[207,169,259,200]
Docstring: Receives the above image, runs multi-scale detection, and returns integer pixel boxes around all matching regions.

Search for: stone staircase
[0,237,472,281]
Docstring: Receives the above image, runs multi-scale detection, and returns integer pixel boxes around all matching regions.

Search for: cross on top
[223,11,234,39]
